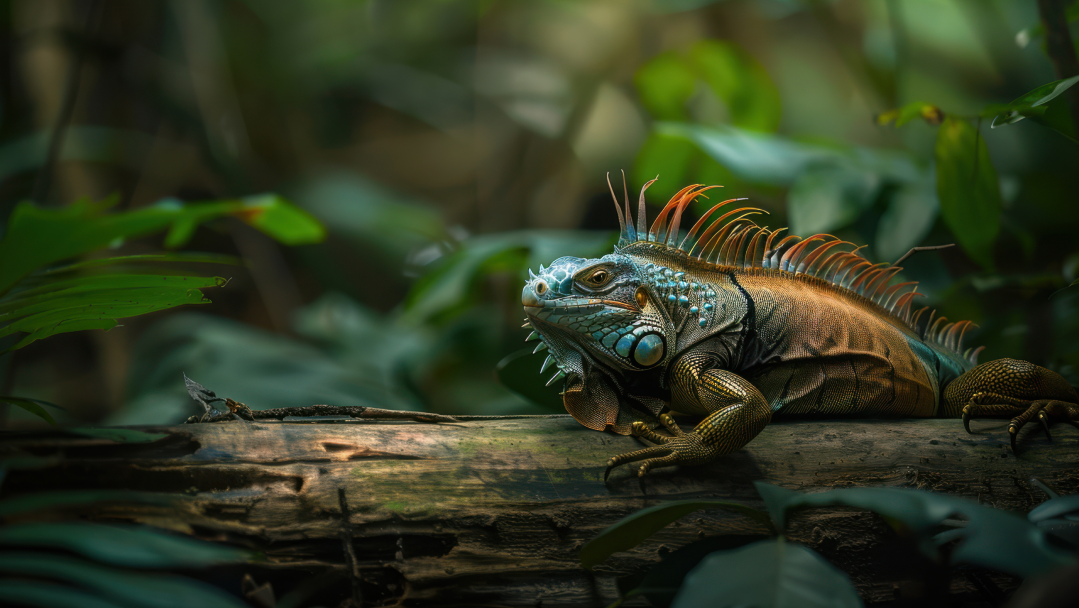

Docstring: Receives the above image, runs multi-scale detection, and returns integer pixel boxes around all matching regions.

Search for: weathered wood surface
[2,416,1078,606]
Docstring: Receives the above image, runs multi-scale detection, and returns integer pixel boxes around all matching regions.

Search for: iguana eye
[586,269,610,286]
[635,287,648,308]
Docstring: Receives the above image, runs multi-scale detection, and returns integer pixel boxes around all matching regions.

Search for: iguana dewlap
[521,179,1079,479]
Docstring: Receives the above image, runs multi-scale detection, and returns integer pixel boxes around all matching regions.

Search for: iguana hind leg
[605,353,771,480]
[944,358,1079,452]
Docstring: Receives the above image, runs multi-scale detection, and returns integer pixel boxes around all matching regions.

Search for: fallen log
[2,415,1077,606]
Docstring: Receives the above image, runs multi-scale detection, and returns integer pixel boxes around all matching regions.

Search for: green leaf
[934,117,1001,270]
[633,133,697,204]
[0,195,321,296]
[495,348,563,409]
[580,499,775,570]
[0,553,249,608]
[787,165,878,236]
[0,522,254,567]
[40,253,241,275]
[990,75,1079,130]
[689,40,781,132]
[0,580,127,608]
[8,318,120,352]
[659,122,924,188]
[632,534,771,607]
[753,482,1077,578]
[0,275,225,316]
[0,396,57,425]
[1,286,212,351]
[64,427,169,443]
[0,491,177,518]
[403,230,614,325]
[1029,494,1079,523]
[635,51,696,121]
[234,194,327,246]
[874,181,940,262]
[671,538,863,608]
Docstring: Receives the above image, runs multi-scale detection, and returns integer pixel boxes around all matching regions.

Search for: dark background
[1,0,1076,427]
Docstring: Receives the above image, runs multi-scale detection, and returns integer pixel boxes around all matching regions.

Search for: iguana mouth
[523,298,637,312]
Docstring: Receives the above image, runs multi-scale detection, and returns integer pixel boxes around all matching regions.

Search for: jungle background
[1,0,1077,429]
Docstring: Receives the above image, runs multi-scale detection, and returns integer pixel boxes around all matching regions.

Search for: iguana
[521,177,1079,479]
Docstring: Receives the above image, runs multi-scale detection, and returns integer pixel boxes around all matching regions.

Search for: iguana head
[521,252,673,374]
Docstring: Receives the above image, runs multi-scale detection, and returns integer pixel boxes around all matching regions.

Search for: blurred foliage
[584,481,1079,607]
[0,192,321,423]
[0,454,256,607]
[0,0,1073,429]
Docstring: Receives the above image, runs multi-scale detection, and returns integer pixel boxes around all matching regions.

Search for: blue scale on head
[674,272,684,279]
[690,282,698,290]
[664,269,673,278]
[690,306,699,314]
[615,334,635,357]
[704,303,714,311]
[667,294,676,303]
[699,318,708,327]
[592,331,604,340]
[602,332,619,348]
[678,281,688,290]
[679,295,689,305]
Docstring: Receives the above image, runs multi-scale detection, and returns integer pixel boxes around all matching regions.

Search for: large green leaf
[580,499,775,570]
[0,580,126,608]
[689,40,781,132]
[1,286,213,351]
[659,122,924,187]
[0,396,61,425]
[633,133,697,204]
[754,482,1076,578]
[631,535,772,608]
[0,522,255,567]
[37,253,241,275]
[0,195,322,296]
[0,276,225,317]
[787,165,878,236]
[635,51,696,121]
[0,553,249,608]
[403,230,615,325]
[671,538,863,608]
[933,117,1001,270]
[1029,494,1079,523]
[874,180,940,262]
[990,75,1079,137]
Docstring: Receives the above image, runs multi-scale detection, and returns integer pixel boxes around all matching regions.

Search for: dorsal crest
[605,174,981,364]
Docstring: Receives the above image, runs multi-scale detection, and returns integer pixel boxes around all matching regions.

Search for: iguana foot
[948,359,1079,453]
[604,414,721,482]
[962,395,1079,452]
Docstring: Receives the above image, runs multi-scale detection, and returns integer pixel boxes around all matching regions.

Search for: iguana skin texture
[521,182,1079,478]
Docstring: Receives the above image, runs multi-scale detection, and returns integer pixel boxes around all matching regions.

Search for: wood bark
[2,416,1078,607]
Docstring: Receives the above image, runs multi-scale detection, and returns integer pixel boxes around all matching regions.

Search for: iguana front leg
[605,352,772,479]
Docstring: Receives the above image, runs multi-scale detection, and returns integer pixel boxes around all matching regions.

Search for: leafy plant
[0,454,257,608]
[0,193,324,424]
[582,482,1079,607]
[875,76,1079,270]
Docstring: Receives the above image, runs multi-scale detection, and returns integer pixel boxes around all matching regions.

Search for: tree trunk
[2,416,1077,606]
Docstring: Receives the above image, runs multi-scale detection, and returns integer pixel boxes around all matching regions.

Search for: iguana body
[521,180,1078,477]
